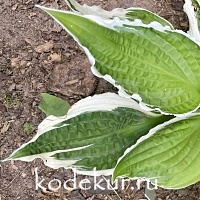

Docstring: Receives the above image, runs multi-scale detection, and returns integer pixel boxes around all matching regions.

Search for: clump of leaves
[5,0,200,190]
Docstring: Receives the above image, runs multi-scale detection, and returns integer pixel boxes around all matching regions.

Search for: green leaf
[39,93,70,117]
[8,93,171,175]
[65,0,173,28]
[113,114,200,189]
[36,6,200,114]
[193,0,200,10]
[23,122,34,135]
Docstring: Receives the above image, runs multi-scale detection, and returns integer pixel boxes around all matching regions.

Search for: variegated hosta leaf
[113,114,200,189]
[36,6,200,114]
[7,93,171,175]
[65,0,173,28]
[184,0,200,41]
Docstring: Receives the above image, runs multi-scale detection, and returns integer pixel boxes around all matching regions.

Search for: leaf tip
[35,4,54,15]
[111,174,118,184]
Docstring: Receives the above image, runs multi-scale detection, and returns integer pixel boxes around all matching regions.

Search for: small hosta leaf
[65,0,173,28]
[36,6,200,114]
[39,93,70,116]
[113,114,200,189]
[8,93,171,175]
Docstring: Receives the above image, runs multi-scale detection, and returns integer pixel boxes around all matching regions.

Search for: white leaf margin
[64,0,173,29]
[184,0,200,42]
[36,5,200,116]
[113,112,200,189]
[64,0,127,19]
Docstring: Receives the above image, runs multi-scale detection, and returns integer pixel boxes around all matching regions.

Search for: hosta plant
[5,0,200,189]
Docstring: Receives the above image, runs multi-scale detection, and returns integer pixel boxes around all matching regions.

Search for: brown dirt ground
[0,0,200,199]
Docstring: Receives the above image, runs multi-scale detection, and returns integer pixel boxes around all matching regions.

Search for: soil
[0,0,199,200]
